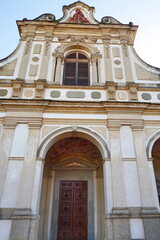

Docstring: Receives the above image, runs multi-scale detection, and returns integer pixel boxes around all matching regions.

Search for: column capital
[107,120,121,130]
[28,118,42,129]
[53,51,64,61]
[131,121,144,131]
[91,52,102,60]
[3,117,17,129]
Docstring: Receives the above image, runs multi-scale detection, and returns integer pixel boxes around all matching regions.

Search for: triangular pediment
[51,157,98,170]
[59,1,98,24]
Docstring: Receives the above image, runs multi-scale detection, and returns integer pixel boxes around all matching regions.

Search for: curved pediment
[59,1,98,24]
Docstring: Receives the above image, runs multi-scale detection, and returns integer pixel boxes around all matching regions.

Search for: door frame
[51,170,95,240]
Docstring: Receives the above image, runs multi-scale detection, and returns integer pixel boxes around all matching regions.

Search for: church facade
[0,1,160,240]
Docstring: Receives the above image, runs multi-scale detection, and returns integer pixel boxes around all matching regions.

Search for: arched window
[63,52,89,86]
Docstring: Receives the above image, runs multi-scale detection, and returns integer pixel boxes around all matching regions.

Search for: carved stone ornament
[101,16,122,24]
[62,161,87,168]
[53,50,64,61]
[85,36,97,42]
[35,82,45,98]
[58,35,97,43]
[104,44,110,58]
[128,85,138,101]
[68,9,90,24]
[91,52,102,62]
[58,35,70,41]
[44,39,51,56]
[122,43,128,57]
[34,13,55,22]
[24,39,32,55]
[12,80,23,98]
[108,85,116,100]
[121,38,128,56]
[70,35,86,44]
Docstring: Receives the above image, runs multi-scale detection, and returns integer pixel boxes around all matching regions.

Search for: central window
[63,52,89,86]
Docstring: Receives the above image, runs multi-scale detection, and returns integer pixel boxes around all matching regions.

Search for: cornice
[1,80,160,92]
[0,99,159,116]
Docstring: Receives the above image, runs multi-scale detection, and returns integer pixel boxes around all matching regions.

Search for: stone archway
[38,135,105,240]
[152,137,160,204]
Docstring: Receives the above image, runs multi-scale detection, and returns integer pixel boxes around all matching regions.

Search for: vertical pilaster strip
[91,53,102,85]
[121,37,133,82]
[108,121,127,208]
[91,58,98,85]
[39,36,52,80]
[44,171,55,239]
[132,124,155,207]
[51,54,57,82]
[103,159,113,214]
[9,120,42,240]
[54,52,64,84]
[16,120,42,208]
[103,37,113,82]
[18,35,34,79]
[0,119,16,201]
[103,159,114,240]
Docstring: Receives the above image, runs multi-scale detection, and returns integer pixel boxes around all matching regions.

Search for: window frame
[63,52,90,86]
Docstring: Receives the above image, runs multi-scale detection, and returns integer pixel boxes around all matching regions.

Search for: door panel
[57,181,88,240]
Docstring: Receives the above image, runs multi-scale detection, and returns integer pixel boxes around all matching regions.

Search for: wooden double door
[57,181,88,240]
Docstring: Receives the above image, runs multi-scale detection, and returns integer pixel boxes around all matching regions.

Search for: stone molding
[28,119,42,129]
[103,158,111,162]
[105,208,130,219]
[36,157,45,163]
[0,208,39,220]
[107,119,145,132]
[3,117,17,129]
[107,119,121,130]
[8,157,24,161]
[131,121,144,131]
[122,158,136,161]
[105,207,160,219]
[2,117,42,129]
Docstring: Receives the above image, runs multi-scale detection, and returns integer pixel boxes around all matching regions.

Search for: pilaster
[18,36,34,79]
[131,123,156,207]
[9,120,42,240]
[107,120,127,208]
[103,36,113,82]
[91,53,102,85]
[120,37,133,82]
[0,118,16,201]
[39,34,53,80]
[54,52,64,84]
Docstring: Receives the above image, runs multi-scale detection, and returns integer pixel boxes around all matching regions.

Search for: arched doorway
[152,137,160,203]
[38,135,105,240]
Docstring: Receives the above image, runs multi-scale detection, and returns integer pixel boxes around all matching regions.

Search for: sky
[0,0,160,67]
